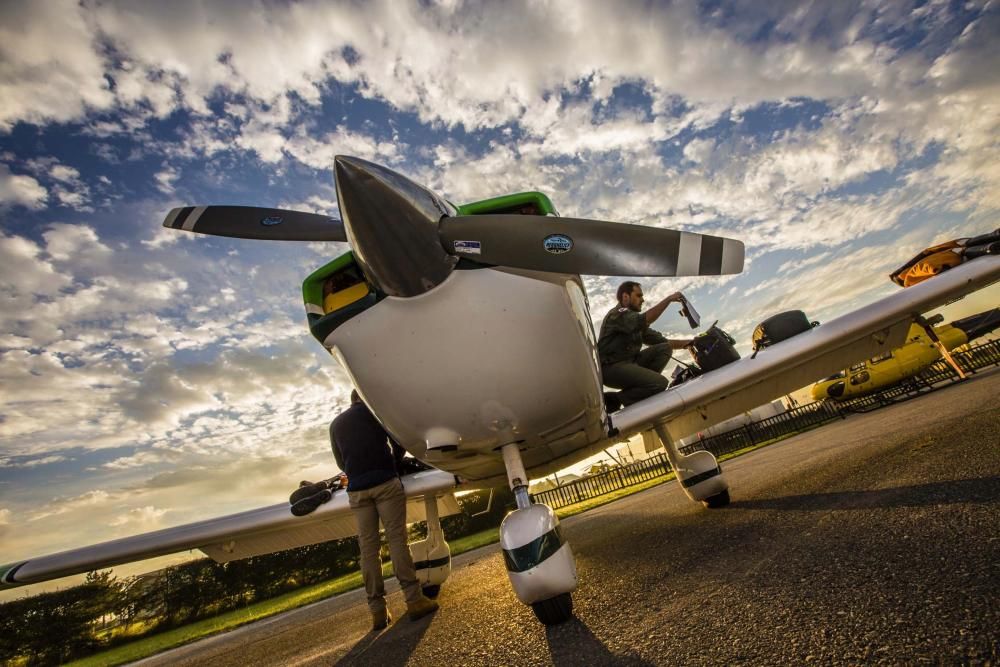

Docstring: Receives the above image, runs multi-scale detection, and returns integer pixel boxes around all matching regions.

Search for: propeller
[162,205,345,242]
[162,156,745,298]
[439,214,743,277]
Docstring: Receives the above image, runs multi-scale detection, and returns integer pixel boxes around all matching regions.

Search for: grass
[65,529,507,667]
[69,436,788,666]
[67,572,364,667]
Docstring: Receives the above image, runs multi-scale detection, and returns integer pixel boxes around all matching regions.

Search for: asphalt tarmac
[135,369,1000,666]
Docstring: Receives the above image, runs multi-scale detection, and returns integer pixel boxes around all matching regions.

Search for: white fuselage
[327,267,608,484]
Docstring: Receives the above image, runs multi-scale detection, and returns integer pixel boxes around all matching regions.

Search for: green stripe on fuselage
[456,191,558,216]
[302,251,359,309]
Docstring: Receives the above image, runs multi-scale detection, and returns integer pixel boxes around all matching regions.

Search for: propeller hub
[334,156,458,297]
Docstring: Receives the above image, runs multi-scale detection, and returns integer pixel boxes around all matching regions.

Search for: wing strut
[915,315,967,379]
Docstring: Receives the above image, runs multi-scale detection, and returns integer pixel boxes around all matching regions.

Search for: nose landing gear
[498,443,577,625]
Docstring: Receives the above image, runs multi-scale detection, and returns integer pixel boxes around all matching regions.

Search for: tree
[0,572,119,665]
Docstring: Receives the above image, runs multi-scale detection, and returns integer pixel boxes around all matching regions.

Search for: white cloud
[683,137,714,164]
[0,164,48,209]
[154,165,180,195]
[19,158,96,211]
[29,489,114,521]
[0,455,69,468]
[284,125,399,170]
[234,119,287,164]
[108,505,168,528]
[0,1,113,131]
[49,164,80,183]
[42,223,111,262]
[0,233,68,296]
[102,450,170,470]
[0,1,926,134]
[117,363,221,425]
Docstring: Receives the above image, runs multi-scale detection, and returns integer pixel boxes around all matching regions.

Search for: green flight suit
[597,306,672,406]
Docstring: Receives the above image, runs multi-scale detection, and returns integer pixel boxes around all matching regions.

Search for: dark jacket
[330,402,405,492]
[597,306,668,365]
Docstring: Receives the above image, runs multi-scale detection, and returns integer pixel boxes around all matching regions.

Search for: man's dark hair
[617,281,641,303]
[350,389,362,404]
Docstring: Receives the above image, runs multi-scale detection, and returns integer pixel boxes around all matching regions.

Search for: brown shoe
[406,596,439,621]
[371,608,391,631]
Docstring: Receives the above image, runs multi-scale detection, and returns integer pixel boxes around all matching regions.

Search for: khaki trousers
[348,478,422,613]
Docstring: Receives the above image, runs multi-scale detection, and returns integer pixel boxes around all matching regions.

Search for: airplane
[2,156,999,628]
[810,308,1000,401]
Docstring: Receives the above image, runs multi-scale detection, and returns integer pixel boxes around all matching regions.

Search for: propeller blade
[163,206,346,242]
[439,215,744,276]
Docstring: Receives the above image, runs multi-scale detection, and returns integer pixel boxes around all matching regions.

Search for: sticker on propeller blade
[454,240,482,255]
[261,216,283,226]
[543,234,573,254]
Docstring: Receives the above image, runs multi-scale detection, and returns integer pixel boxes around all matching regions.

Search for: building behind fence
[532,337,1000,510]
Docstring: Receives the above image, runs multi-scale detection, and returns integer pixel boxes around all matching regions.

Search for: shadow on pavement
[733,477,1000,511]
[545,617,655,666]
[335,611,434,666]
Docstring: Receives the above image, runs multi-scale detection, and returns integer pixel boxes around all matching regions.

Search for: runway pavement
[134,369,1000,666]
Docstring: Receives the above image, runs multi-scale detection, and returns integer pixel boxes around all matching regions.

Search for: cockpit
[303,252,379,349]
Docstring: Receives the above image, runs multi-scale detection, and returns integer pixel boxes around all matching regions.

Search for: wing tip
[0,561,27,588]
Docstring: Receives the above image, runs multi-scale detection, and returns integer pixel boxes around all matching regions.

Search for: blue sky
[1,0,998,596]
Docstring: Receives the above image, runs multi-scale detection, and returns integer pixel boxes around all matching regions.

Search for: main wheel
[531,592,573,626]
[422,584,441,599]
[702,489,730,508]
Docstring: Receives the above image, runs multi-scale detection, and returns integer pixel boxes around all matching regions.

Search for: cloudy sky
[1,0,998,597]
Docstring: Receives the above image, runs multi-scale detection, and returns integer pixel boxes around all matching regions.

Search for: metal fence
[530,337,1000,510]
[677,399,844,458]
[531,452,672,509]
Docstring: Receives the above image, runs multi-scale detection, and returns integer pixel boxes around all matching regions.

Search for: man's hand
[670,338,695,350]
[644,291,686,325]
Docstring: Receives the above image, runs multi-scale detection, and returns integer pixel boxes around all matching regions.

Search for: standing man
[598,281,694,409]
[331,390,438,630]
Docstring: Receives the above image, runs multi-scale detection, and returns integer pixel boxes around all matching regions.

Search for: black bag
[752,310,818,355]
[690,322,740,372]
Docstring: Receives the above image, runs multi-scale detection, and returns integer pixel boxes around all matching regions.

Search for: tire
[531,592,573,626]
[702,489,730,508]
[422,584,441,599]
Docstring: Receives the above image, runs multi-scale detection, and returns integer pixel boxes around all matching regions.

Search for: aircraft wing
[612,255,1000,442]
[1,469,461,588]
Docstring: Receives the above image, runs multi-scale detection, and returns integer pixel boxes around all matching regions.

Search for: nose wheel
[499,443,578,625]
[702,488,731,508]
[532,591,573,625]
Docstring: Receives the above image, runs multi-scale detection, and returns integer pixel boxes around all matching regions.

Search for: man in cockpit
[598,281,693,410]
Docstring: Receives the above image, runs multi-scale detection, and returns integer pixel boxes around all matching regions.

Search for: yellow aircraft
[811,309,1000,400]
